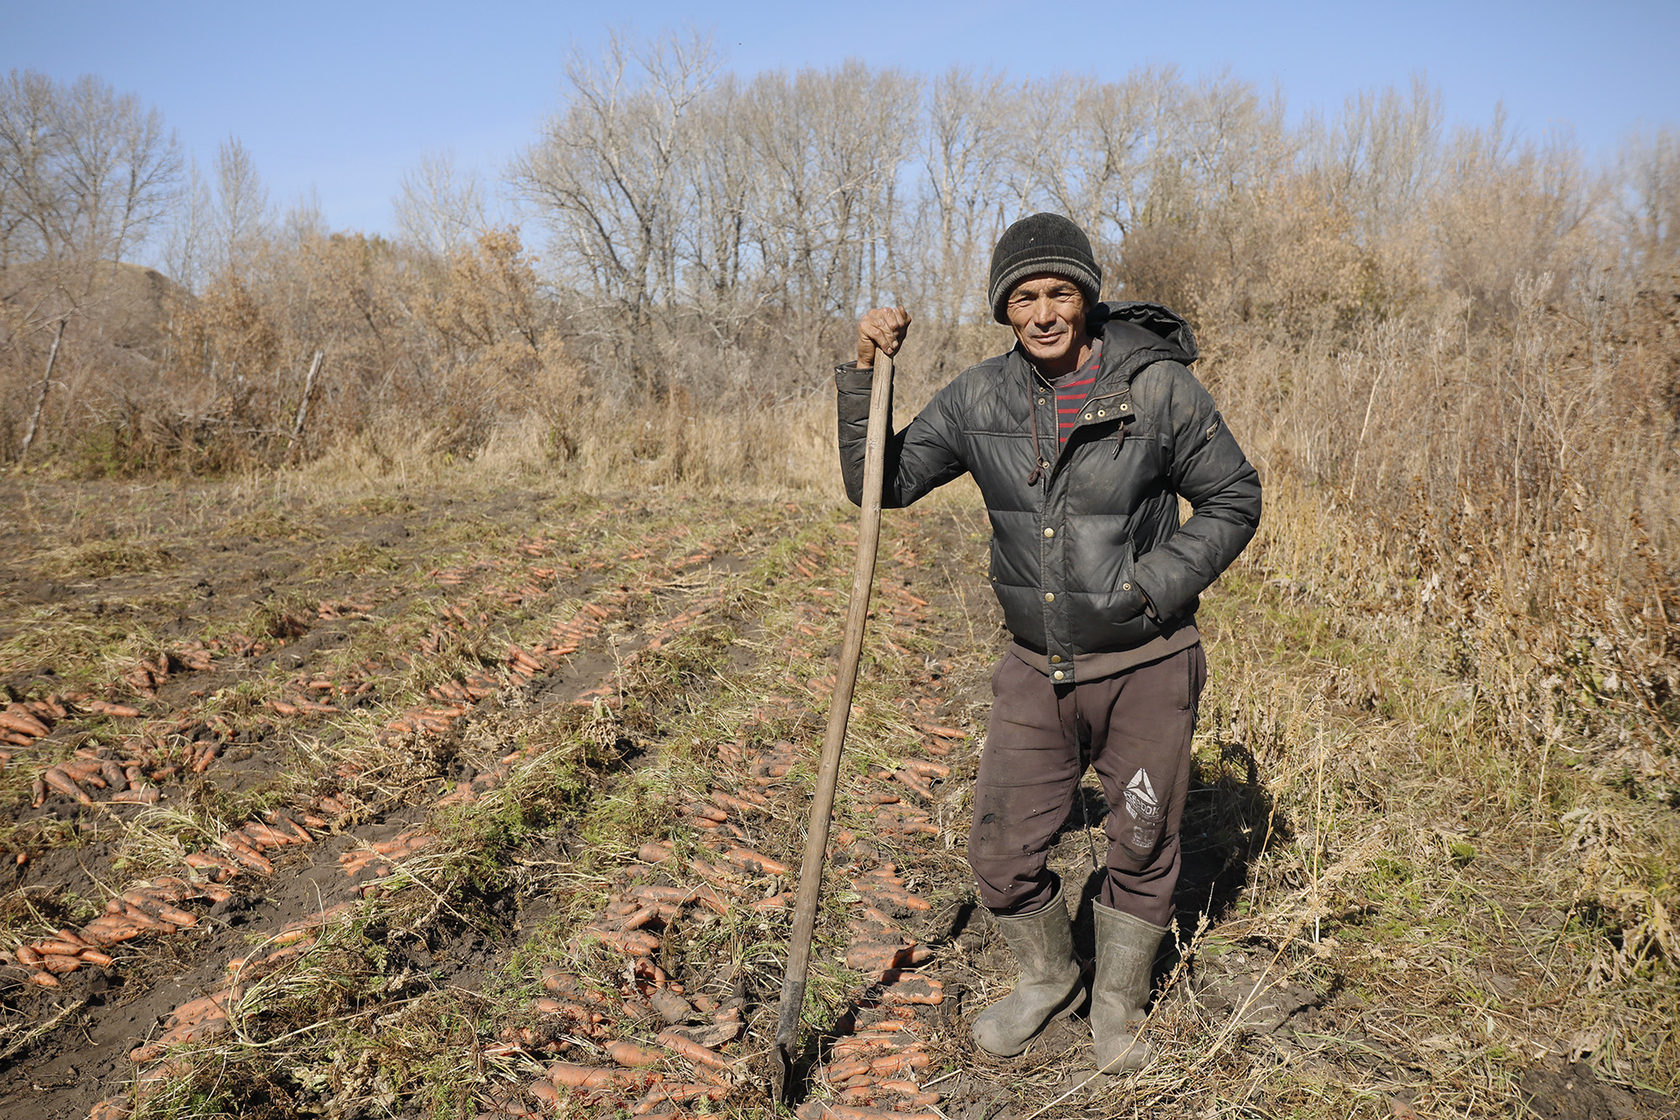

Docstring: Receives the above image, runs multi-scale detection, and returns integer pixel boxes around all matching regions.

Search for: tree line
[1,33,1677,472]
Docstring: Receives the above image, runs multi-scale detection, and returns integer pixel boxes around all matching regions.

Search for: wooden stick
[773,350,894,1098]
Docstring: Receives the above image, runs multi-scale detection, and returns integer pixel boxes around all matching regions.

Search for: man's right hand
[857,306,912,370]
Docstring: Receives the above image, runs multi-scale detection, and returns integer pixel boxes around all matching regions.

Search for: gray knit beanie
[987,213,1102,324]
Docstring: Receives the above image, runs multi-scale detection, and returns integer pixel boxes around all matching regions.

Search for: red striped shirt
[1052,343,1103,445]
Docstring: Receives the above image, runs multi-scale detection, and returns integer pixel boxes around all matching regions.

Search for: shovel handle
[773,350,895,1076]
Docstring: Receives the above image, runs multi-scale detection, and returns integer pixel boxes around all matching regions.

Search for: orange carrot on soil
[545,1061,634,1089]
[0,706,51,737]
[42,768,93,806]
[821,1056,872,1082]
[605,1039,665,1068]
[635,1082,729,1109]
[655,1029,730,1070]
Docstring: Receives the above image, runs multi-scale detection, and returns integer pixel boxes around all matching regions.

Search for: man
[834,213,1261,1071]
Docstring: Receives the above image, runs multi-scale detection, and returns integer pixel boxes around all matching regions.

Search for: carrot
[690,885,731,916]
[879,977,943,1006]
[656,1029,730,1070]
[100,759,129,789]
[636,1082,728,1108]
[630,884,695,904]
[30,775,45,806]
[268,814,313,844]
[168,993,231,1025]
[592,928,660,956]
[866,883,931,913]
[821,1056,873,1082]
[820,1106,941,1120]
[222,842,274,875]
[87,1098,129,1120]
[919,723,966,740]
[35,939,85,957]
[109,901,171,932]
[42,768,93,806]
[0,707,49,737]
[184,851,239,876]
[606,1039,665,1068]
[26,970,59,988]
[892,770,934,801]
[79,916,143,944]
[36,953,81,974]
[685,857,738,887]
[125,892,198,928]
[723,847,789,876]
[637,841,675,864]
[545,1061,633,1089]
[869,1050,932,1075]
[620,906,660,931]
[871,1076,937,1097]
[270,926,315,948]
[78,948,114,967]
[244,821,294,848]
[63,757,106,783]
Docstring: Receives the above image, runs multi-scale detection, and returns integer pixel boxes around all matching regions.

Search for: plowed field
[0,476,1672,1120]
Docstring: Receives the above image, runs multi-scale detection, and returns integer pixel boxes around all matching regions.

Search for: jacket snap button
[1097,409,1106,417]
[1120,402,1130,411]
[1043,527,1054,538]
[1122,582,1131,591]
[1050,654,1061,664]
[1043,592,1055,603]
[1083,413,1093,421]
[1053,670,1065,681]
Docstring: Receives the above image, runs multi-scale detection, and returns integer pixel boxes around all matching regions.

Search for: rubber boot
[971,885,1084,1057]
[1091,901,1167,1073]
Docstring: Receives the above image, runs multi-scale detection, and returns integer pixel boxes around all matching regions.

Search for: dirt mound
[1,259,187,367]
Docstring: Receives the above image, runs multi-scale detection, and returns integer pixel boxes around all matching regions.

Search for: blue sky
[5,0,1677,239]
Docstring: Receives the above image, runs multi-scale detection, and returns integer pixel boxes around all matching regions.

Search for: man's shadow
[1059,739,1288,967]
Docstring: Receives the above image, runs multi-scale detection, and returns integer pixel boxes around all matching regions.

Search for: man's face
[1004,274,1089,371]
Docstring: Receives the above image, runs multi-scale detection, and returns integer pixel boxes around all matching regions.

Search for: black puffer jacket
[837,302,1260,677]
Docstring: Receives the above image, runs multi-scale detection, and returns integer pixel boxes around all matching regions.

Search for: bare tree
[675,74,762,343]
[163,158,213,291]
[1618,126,1680,273]
[214,135,269,276]
[914,68,1017,330]
[511,28,720,392]
[393,150,488,256]
[1319,75,1444,243]
[0,69,180,460]
[742,64,919,328]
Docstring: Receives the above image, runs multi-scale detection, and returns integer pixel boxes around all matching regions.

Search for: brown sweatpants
[966,644,1206,927]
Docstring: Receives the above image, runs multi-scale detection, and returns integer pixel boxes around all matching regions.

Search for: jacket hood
[1090,301,1198,366]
